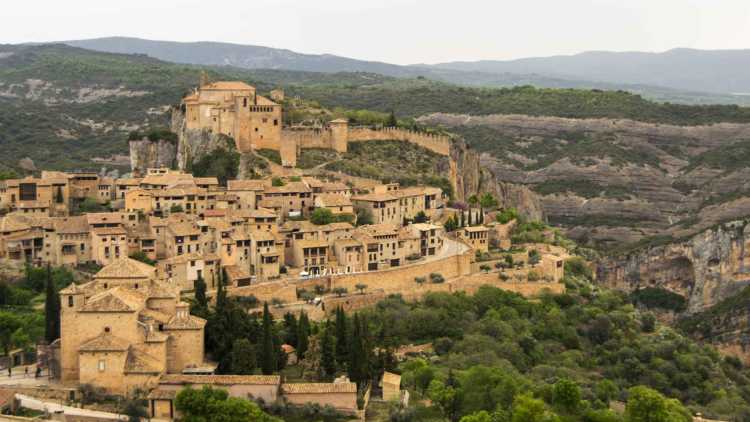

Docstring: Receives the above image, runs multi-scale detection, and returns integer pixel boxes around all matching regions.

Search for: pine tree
[320,323,336,381]
[297,311,310,359]
[44,264,60,343]
[334,307,348,366]
[260,302,276,375]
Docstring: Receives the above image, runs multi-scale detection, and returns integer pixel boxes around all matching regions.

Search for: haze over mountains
[64,37,750,102]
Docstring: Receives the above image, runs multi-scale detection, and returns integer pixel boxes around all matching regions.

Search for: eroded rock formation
[598,220,750,313]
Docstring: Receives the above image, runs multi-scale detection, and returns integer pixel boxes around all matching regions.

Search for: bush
[527,270,541,282]
[631,287,687,312]
[429,273,445,284]
[191,147,239,186]
[311,208,335,225]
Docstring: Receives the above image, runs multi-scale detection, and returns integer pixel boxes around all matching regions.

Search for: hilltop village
[0,81,567,420]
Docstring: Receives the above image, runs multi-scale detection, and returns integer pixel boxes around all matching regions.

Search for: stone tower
[329,119,349,153]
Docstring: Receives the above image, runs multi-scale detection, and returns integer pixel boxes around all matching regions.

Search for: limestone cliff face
[128,138,177,175]
[171,107,235,170]
[450,138,544,221]
[598,220,750,314]
[419,112,750,249]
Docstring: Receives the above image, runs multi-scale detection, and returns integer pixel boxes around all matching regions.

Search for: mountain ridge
[59,37,750,104]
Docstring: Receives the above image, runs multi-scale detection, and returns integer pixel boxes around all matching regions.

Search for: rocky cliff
[598,219,750,314]
[450,138,543,221]
[171,108,237,170]
[419,113,750,250]
[128,137,177,175]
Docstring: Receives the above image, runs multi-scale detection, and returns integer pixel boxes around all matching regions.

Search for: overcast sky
[2,0,749,64]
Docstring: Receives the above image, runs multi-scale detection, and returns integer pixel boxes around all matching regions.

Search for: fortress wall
[454,272,566,296]
[281,129,336,150]
[330,251,472,294]
[254,136,281,151]
[323,274,564,316]
[228,281,298,303]
[347,127,452,156]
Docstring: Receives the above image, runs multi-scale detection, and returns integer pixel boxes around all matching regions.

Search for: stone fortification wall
[322,273,564,316]
[347,127,451,156]
[330,251,473,294]
[229,280,298,303]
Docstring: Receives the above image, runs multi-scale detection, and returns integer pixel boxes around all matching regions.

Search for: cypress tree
[297,311,310,359]
[193,275,208,315]
[216,268,228,310]
[283,312,298,347]
[387,110,398,127]
[321,322,336,381]
[44,264,60,343]
[334,307,348,366]
[348,313,365,384]
[260,302,276,375]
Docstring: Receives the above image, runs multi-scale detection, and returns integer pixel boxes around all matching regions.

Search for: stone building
[58,258,206,395]
[182,81,282,152]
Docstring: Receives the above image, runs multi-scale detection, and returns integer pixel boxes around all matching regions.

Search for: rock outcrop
[598,219,750,314]
[171,108,235,170]
[128,137,177,175]
[450,138,544,221]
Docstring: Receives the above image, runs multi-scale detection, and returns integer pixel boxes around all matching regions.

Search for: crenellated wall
[347,127,451,156]
[277,123,452,167]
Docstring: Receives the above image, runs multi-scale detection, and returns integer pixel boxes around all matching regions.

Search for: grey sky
[3,0,749,64]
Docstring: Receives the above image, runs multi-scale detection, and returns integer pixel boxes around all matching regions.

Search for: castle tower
[329,119,349,153]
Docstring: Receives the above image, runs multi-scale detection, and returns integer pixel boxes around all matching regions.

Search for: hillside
[419,112,750,251]
[64,37,750,106]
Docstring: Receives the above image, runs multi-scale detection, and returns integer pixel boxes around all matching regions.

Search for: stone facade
[58,258,206,395]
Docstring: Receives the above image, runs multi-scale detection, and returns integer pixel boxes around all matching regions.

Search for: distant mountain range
[427,48,750,95]
[62,37,750,103]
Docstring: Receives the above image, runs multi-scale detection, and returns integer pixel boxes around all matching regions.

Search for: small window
[134,283,139,289]
[104,327,110,333]
[68,296,74,307]
[98,360,106,372]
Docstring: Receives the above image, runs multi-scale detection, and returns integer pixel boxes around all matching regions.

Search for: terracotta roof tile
[159,374,281,386]
[281,383,357,394]
[125,346,162,374]
[79,332,130,352]
[95,258,156,279]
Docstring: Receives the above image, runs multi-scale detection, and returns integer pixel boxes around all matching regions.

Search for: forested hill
[3,44,750,172]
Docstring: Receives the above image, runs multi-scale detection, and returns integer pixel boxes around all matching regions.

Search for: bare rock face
[171,107,236,171]
[598,220,750,314]
[128,137,177,174]
[450,138,544,221]
[420,112,750,249]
